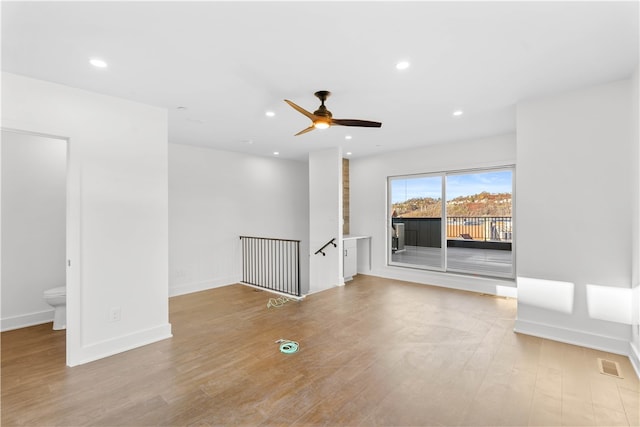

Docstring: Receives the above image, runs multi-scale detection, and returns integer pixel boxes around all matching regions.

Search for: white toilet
[43,286,66,330]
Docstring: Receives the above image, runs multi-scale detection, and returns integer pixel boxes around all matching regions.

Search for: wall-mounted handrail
[315,238,337,256]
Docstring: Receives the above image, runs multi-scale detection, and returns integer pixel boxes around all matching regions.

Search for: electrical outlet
[108,307,121,322]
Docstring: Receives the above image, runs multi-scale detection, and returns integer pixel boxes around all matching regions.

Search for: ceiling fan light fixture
[313,120,330,129]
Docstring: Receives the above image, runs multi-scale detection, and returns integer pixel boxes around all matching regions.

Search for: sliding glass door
[389,174,444,270]
[445,170,513,277]
[388,167,514,278]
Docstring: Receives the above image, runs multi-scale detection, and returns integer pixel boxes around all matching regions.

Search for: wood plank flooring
[2,275,639,426]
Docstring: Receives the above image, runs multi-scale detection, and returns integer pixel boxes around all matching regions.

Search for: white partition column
[309,148,343,293]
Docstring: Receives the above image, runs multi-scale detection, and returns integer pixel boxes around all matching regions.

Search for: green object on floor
[275,339,299,354]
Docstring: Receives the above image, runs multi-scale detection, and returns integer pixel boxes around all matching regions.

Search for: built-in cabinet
[342,235,371,281]
[343,238,357,280]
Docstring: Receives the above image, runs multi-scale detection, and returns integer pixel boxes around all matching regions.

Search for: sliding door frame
[388,165,515,279]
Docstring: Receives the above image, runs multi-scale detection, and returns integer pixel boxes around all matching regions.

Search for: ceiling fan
[284,91,382,136]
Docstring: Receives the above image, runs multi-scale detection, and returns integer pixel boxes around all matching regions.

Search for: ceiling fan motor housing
[314,105,332,118]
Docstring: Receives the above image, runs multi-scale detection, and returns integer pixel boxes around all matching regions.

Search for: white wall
[1,131,66,330]
[630,66,640,373]
[309,148,343,293]
[515,78,634,356]
[349,134,517,296]
[1,72,171,366]
[168,144,309,296]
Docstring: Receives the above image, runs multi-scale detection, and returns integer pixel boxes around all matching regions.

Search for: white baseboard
[307,280,345,295]
[372,267,517,298]
[1,309,54,332]
[514,318,630,356]
[68,323,172,367]
[239,282,305,301]
[169,277,239,297]
[630,342,640,379]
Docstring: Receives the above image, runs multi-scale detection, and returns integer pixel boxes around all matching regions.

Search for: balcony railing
[446,216,512,242]
[392,216,512,250]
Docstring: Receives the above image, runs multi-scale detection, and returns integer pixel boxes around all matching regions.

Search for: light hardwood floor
[2,275,639,426]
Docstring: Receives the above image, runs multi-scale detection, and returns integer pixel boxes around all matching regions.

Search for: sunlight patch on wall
[586,284,632,324]
[517,276,574,314]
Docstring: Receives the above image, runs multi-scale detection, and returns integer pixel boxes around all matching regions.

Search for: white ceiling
[2,1,638,160]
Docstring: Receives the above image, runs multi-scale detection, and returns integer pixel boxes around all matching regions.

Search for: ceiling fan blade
[284,99,315,120]
[331,118,382,128]
[294,125,316,136]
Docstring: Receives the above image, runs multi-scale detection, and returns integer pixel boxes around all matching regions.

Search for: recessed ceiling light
[265,111,275,117]
[453,110,464,117]
[273,151,279,156]
[346,152,352,156]
[176,106,187,110]
[396,61,410,70]
[89,58,108,68]
[345,135,352,140]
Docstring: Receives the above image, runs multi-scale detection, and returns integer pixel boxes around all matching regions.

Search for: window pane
[389,175,443,269]
[445,170,513,277]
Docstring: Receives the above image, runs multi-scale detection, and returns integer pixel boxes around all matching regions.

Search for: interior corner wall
[515,78,634,355]
[309,147,343,294]
[349,134,517,296]
[168,144,310,296]
[630,65,640,374]
[1,72,171,366]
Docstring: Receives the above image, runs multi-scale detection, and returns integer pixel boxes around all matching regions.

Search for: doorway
[1,129,68,332]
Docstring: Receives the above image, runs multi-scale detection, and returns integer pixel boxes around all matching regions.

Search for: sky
[390,170,512,204]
